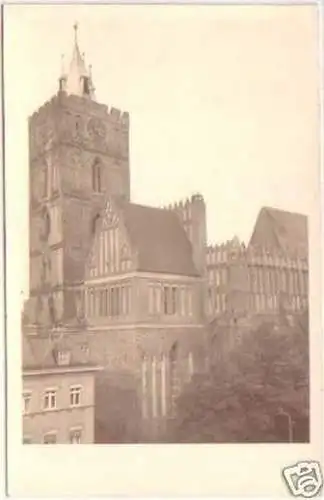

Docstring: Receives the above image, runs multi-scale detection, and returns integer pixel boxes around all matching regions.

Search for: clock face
[87,117,106,139]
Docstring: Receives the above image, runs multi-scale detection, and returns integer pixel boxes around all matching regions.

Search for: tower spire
[73,21,78,45]
[58,23,96,100]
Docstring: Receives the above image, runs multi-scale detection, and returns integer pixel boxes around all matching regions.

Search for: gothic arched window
[91,213,100,235]
[92,159,102,193]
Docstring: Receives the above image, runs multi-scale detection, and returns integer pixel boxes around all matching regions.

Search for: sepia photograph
[3,2,323,496]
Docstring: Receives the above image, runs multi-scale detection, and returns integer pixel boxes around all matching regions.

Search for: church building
[22,26,308,443]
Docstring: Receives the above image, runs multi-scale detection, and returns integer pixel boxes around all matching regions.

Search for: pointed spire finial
[59,24,96,100]
[73,22,79,44]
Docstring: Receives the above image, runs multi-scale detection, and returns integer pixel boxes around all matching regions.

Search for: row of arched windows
[148,284,194,317]
[208,267,228,287]
[248,267,308,295]
[39,158,102,198]
[86,284,131,318]
[141,347,193,420]
[250,293,307,313]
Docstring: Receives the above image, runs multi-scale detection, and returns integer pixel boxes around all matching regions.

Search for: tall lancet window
[92,159,102,193]
[43,164,48,198]
[141,355,148,419]
[91,213,100,236]
[169,342,178,416]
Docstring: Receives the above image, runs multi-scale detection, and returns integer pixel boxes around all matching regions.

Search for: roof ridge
[262,206,307,219]
[127,201,169,213]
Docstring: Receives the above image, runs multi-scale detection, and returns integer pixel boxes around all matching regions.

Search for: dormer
[54,348,71,366]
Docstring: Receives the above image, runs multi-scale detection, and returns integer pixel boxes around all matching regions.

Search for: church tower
[28,25,130,327]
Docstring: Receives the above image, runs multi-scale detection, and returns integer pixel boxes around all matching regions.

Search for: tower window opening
[59,77,65,92]
[92,160,102,193]
[82,77,90,96]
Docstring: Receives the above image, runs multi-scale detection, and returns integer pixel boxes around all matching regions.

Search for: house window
[92,160,102,193]
[69,428,82,444]
[70,386,82,406]
[43,432,57,444]
[43,389,56,410]
[23,436,32,444]
[80,343,89,355]
[22,392,31,414]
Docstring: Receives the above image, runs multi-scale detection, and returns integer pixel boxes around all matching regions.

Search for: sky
[4,4,320,302]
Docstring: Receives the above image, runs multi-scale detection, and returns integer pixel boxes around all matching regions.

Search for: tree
[168,312,309,443]
[94,371,142,443]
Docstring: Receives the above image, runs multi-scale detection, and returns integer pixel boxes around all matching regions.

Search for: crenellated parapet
[246,244,308,271]
[162,193,206,276]
[162,193,204,220]
[30,91,130,128]
[206,238,307,272]
[206,238,246,266]
[29,91,130,163]
[29,95,59,123]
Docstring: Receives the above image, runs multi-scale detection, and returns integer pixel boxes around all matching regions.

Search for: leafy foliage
[168,311,309,443]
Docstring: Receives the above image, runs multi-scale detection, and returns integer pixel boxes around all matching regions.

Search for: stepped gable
[249,206,308,258]
[121,202,199,277]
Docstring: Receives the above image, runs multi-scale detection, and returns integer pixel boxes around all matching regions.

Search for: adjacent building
[22,334,101,443]
[206,207,308,320]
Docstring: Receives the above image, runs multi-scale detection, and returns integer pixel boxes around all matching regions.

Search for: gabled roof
[249,207,308,257]
[121,202,199,276]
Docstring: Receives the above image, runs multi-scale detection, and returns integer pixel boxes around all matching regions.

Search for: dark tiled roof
[122,203,198,276]
[249,207,308,257]
[22,333,95,371]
